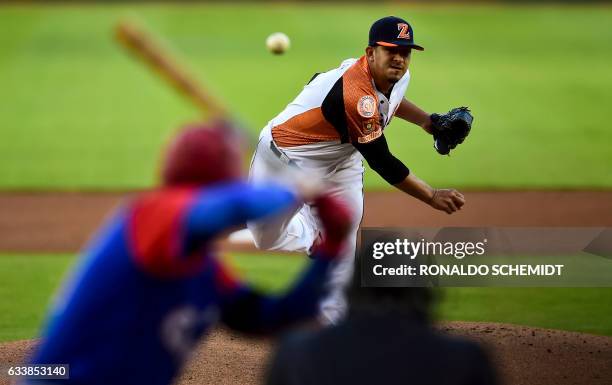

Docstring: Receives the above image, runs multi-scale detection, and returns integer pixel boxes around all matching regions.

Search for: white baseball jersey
[248,55,411,324]
[271,55,410,149]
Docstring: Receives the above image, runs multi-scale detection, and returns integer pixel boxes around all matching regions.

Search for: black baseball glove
[430,107,473,155]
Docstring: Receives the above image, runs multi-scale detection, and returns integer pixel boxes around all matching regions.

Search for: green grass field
[1,253,610,342]
[1,4,611,189]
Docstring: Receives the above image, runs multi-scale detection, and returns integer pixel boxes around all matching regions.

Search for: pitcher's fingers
[454,195,465,209]
[453,192,465,207]
[447,198,458,213]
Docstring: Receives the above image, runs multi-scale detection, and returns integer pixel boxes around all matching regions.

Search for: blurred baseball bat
[114,20,327,199]
[115,21,227,120]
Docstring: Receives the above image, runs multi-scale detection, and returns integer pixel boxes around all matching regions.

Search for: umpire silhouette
[265,264,498,385]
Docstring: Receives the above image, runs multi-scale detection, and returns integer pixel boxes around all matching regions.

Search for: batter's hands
[430,189,465,214]
[312,194,353,258]
[315,195,352,243]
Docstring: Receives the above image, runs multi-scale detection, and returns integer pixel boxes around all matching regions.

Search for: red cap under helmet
[161,120,243,186]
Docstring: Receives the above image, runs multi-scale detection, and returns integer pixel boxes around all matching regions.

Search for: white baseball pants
[247,124,364,324]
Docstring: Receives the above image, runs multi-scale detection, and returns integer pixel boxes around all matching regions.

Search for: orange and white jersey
[271,55,411,148]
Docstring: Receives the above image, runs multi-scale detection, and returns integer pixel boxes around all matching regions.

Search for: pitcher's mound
[2,322,609,385]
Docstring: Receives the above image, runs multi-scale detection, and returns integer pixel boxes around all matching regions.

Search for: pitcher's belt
[269,140,294,165]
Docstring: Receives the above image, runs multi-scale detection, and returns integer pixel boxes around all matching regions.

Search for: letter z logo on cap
[397,23,411,39]
[357,95,376,118]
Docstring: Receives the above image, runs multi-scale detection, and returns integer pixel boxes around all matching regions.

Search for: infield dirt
[1,323,610,385]
[1,190,611,253]
[0,191,611,385]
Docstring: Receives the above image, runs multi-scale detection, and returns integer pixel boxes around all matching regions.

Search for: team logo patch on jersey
[357,95,376,118]
[358,128,382,144]
[363,119,376,134]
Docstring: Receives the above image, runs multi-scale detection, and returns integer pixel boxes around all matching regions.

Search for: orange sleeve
[342,60,383,145]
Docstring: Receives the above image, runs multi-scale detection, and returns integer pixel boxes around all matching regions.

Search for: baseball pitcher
[247,16,473,324]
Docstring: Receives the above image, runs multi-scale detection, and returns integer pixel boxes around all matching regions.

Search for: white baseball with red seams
[266,32,290,54]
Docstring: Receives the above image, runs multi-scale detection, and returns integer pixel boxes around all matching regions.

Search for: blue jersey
[29,182,333,385]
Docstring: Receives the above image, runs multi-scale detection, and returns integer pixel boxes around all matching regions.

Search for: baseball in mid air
[266,32,290,55]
